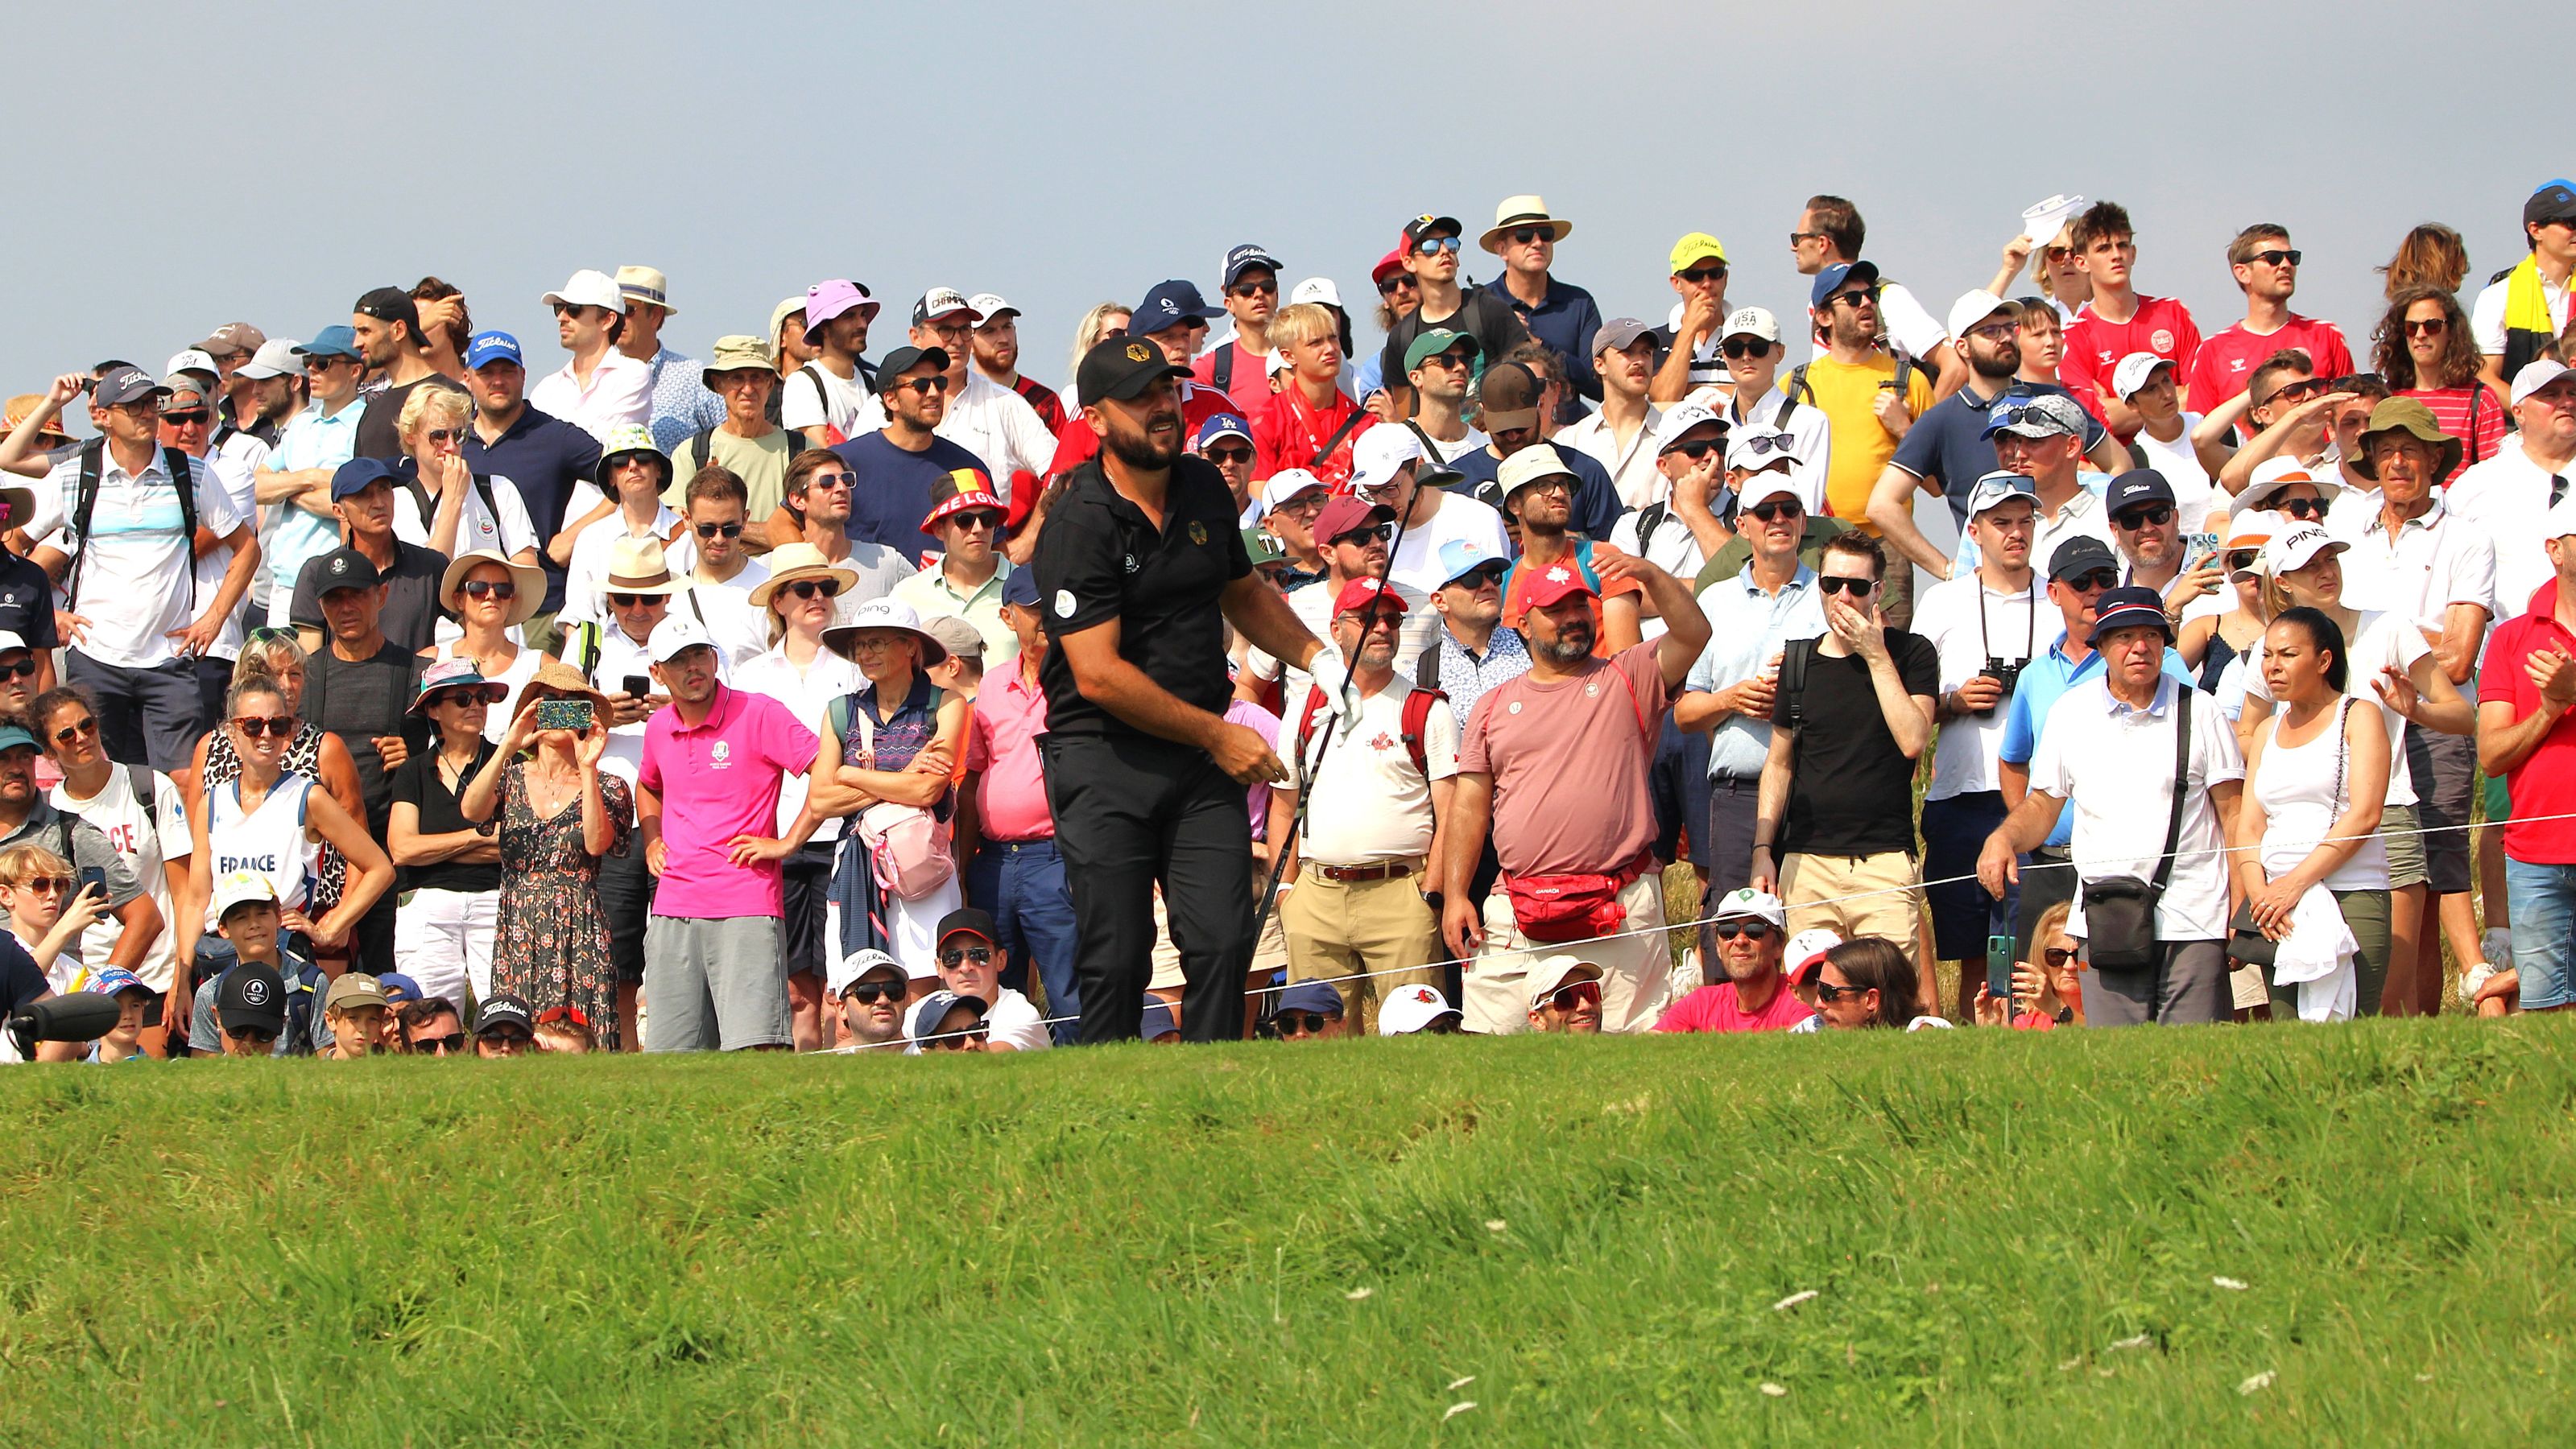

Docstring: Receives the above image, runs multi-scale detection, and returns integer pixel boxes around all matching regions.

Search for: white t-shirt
[2445,445,2564,621]
[50,766,192,993]
[195,448,258,660]
[391,470,540,563]
[1911,572,2045,800]
[43,446,246,669]
[2132,415,2219,535]
[2032,675,2245,942]
[2471,270,2573,357]
[2239,609,2429,807]
[1387,493,1511,600]
[733,643,862,839]
[780,362,871,440]
[1248,576,1439,705]
[1280,681,1459,865]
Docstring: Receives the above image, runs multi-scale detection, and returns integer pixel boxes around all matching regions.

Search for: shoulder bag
[2081,687,2194,970]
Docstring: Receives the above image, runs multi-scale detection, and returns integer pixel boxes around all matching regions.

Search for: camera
[1975,658,2026,717]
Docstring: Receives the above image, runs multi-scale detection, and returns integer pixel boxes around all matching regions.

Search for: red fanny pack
[1503,868,1637,943]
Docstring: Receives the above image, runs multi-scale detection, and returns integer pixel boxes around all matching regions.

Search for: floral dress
[489,762,633,1049]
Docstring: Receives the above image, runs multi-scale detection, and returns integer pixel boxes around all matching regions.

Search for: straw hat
[749,540,859,609]
[602,536,684,596]
[438,548,544,626]
[514,659,607,719]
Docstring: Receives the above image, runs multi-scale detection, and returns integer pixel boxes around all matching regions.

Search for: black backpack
[399,471,500,538]
[1784,353,1916,410]
[68,439,197,609]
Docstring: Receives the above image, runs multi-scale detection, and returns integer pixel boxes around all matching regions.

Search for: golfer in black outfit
[1036,337,1333,1042]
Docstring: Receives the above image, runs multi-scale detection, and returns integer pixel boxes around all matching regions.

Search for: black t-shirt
[0,929,46,1019]
[304,641,430,830]
[1034,456,1252,740]
[1770,630,1940,857]
[388,738,500,894]
[1377,287,1530,400]
[0,547,60,650]
[292,539,450,654]
[354,374,469,462]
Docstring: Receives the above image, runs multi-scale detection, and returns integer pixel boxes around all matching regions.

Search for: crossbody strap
[2148,686,2193,894]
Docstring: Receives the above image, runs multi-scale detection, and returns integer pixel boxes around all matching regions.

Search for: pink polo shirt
[637,683,818,919]
[965,667,1053,842]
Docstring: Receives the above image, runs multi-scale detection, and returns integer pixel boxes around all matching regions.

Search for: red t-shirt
[2184,315,2355,411]
[1044,378,1237,479]
[1652,979,1817,1033]
[2061,295,2204,416]
[1192,338,1277,418]
[2478,593,2576,863]
[1011,374,1066,436]
[1252,384,1373,489]
[2399,386,2507,487]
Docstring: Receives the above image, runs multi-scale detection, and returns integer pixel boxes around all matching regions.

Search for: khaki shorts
[1778,850,1923,946]
[1464,872,1671,1035]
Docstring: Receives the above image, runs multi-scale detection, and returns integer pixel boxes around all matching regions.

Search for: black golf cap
[1077,336,1191,405]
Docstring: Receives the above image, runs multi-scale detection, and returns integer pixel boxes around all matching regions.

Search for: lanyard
[1976,578,2038,663]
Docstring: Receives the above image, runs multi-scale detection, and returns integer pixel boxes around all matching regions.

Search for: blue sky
[6,2,2562,392]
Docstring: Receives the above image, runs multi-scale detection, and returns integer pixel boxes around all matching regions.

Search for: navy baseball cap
[1810,259,1881,309]
[474,992,534,1038]
[1193,412,1253,451]
[1133,279,1223,336]
[1000,568,1041,609]
[872,345,948,392]
[292,325,363,361]
[1222,244,1282,288]
[1274,980,1344,1018]
[331,456,400,500]
[464,331,523,369]
[2105,469,2177,516]
[2086,585,2173,645]
[2528,180,2576,229]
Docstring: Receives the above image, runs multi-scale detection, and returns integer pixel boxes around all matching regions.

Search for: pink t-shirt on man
[965,667,1053,843]
[1457,641,1667,878]
[1652,980,1817,1033]
[637,683,819,919]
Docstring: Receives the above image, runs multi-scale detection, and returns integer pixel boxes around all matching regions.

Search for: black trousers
[1042,732,1252,1043]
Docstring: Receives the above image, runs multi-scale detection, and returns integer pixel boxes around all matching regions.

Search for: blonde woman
[1059,302,1131,411]
[0,843,110,992]
[391,383,540,566]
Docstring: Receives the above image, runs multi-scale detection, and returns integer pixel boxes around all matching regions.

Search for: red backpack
[1292,683,1445,778]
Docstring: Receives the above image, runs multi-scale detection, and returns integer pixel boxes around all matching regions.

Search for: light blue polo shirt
[1684,563,1826,780]
[263,399,364,592]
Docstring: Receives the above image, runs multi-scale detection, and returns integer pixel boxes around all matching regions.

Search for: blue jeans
[967,836,1081,1045]
[2505,858,2576,1010]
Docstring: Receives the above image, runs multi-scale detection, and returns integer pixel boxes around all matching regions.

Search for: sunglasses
[162,411,211,427]
[945,510,1003,532]
[1332,522,1395,547]
[1815,575,1875,596]
[233,715,296,737]
[14,875,72,895]
[1547,980,1602,1012]
[303,357,353,372]
[1414,235,1462,255]
[1966,320,2020,342]
[2226,550,2260,572]
[2250,249,2303,267]
[49,716,98,745]
[427,687,494,711]
[894,375,951,395]
[1417,350,1475,372]
[2402,317,2447,336]
[1745,499,1802,523]
[1666,439,1722,460]
[2061,568,2120,592]
[482,1027,534,1046]
[692,520,744,539]
[1446,562,1508,589]
[1788,229,1827,246]
[415,1032,465,1054]
[1506,226,1556,246]
[1735,431,1796,457]
[2113,504,2173,530]
[1827,288,1879,310]
[1376,276,1416,295]
[424,427,465,446]
[1712,921,1773,941]
[0,657,37,681]
[784,579,841,602]
[225,1024,279,1045]
[2276,497,2329,520]
[1273,1009,1333,1035]
[804,471,855,491]
[2042,947,2079,968]
[842,980,905,1005]
[1813,980,1869,1003]
[1721,337,1773,360]
[940,944,994,968]
[926,1025,990,1051]
[1228,279,1278,297]
[607,593,664,609]
[460,579,516,601]
[1205,445,1254,465]
[1677,265,1727,285]
[2260,378,2325,407]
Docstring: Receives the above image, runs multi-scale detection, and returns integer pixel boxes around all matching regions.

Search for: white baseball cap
[541,269,626,314]
[645,613,717,664]
[234,338,302,380]
[2547,494,2576,542]
[164,348,220,380]
[1782,928,1842,985]
[1351,424,1445,496]
[1708,886,1787,930]
[1261,468,1331,512]
[1737,473,1803,512]
[2262,524,2349,577]
[1944,289,2012,345]
[1378,984,1462,1036]
[209,869,280,923]
[1524,956,1602,1009]
[1267,349,1296,378]
[1719,306,1780,343]
[1965,469,2039,518]
[2111,352,2177,401]
[2020,193,2085,244]
[2512,357,2576,407]
[1288,277,1342,310]
[0,630,27,655]
[1654,401,1726,454]
[965,293,1017,321]
[829,947,915,998]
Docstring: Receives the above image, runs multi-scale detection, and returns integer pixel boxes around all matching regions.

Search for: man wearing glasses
[1788,196,1964,398]
[853,289,1053,490]
[672,469,772,672]
[1374,214,1529,423]
[1197,244,1286,415]
[1480,197,1602,415]
[1399,330,1488,464]
[664,336,795,539]
[836,345,995,562]
[526,270,652,445]
[256,331,367,627]
[1525,956,1605,1034]
[928,908,1048,1051]
[1796,261,1935,626]
[2186,225,2354,413]
[893,472,1016,665]
[1650,233,1737,405]
[1650,890,1813,1033]
[152,369,264,733]
[2103,472,2225,621]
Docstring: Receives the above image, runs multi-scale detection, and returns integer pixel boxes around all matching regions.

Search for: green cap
[1404,328,1482,374]
[1241,527,1288,568]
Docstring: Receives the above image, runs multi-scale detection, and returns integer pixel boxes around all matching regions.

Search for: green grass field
[6,1019,2571,1446]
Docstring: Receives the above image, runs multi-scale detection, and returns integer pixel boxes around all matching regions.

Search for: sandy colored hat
[514,659,607,719]
[614,266,674,315]
[749,541,859,609]
[701,335,774,384]
[1479,195,1573,254]
[601,535,683,596]
[438,548,544,626]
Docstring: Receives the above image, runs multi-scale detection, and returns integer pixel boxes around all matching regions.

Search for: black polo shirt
[461,403,604,613]
[1035,456,1251,740]
[0,547,60,650]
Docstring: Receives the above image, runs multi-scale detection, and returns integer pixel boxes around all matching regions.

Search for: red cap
[1519,561,1596,609]
[1372,246,1407,285]
[1312,495,1393,545]
[1331,576,1407,617]
[920,469,1005,533]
